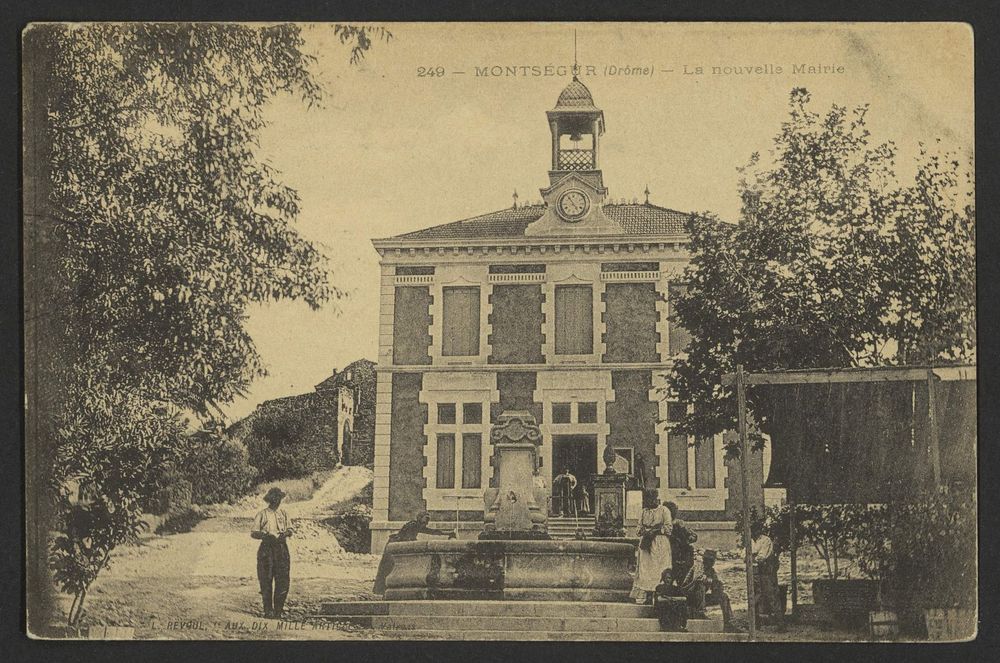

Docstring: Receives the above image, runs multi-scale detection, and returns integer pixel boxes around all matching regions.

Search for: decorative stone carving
[482,411,548,539]
[592,471,629,538]
[490,410,542,445]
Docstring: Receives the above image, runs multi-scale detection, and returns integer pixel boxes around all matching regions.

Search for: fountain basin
[383,539,637,601]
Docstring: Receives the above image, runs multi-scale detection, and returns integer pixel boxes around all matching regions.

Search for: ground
[57,467,864,641]
[67,466,381,640]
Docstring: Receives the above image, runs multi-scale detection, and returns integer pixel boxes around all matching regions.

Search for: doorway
[551,435,597,517]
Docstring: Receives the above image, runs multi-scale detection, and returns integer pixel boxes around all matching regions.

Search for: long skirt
[631,534,672,597]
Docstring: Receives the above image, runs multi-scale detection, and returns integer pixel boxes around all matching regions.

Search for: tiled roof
[385,203,692,242]
[554,78,599,111]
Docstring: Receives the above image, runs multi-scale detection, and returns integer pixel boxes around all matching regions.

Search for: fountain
[381,411,636,601]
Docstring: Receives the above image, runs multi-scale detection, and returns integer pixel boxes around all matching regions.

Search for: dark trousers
[689,580,734,626]
[558,486,574,515]
[257,538,290,616]
[754,558,781,616]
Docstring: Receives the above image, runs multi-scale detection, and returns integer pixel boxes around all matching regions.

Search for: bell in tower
[547,73,605,190]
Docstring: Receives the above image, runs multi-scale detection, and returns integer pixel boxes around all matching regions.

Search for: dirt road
[76,466,382,640]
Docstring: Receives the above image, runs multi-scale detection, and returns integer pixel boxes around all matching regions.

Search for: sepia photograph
[22,21,976,642]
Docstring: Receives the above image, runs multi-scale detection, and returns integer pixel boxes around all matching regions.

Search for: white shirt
[253,507,290,537]
[752,534,774,560]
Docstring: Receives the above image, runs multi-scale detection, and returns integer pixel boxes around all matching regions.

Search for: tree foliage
[30,23,384,625]
[670,88,975,442]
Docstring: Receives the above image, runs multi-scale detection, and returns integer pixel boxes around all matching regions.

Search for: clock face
[557,190,590,221]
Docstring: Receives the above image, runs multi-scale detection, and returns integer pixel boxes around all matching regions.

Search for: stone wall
[332,358,377,469]
[488,284,545,364]
[392,286,433,365]
[602,282,660,363]
[607,370,660,488]
[388,372,428,520]
[493,371,543,425]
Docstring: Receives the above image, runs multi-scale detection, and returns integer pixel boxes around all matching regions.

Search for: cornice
[371,233,690,257]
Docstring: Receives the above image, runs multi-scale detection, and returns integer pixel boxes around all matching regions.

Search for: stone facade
[369,77,762,553]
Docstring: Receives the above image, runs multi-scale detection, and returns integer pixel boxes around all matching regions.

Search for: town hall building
[370,76,763,553]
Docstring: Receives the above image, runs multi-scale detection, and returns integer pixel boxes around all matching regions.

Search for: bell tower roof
[553,77,600,112]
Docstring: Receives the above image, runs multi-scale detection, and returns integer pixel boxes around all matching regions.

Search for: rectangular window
[578,402,598,424]
[395,265,435,275]
[489,264,546,274]
[694,436,716,488]
[668,283,693,355]
[601,261,659,272]
[667,402,689,489]
[462,434,482,489]
[437,403,456,424]
[436,434,455,488]
[442,286,481,356]
[552,403,572,424]
[554,284,593,355]
[463,403,482,425]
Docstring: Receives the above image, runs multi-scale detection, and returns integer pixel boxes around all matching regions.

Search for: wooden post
[736,364,757,639]
[927,370,942,486]
[789,498,798,613]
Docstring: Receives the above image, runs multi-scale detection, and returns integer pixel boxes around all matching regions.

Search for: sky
[222,22,973,421]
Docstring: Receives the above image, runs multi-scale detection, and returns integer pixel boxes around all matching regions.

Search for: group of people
[629,489,779,629]
[253,485,778,626]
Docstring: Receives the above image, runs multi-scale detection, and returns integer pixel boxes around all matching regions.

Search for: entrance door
[551,435,597,516]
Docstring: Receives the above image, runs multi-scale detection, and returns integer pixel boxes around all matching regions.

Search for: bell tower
[526,74,617,237]
[546,71,605,190]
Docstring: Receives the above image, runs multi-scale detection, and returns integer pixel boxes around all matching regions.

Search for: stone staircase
[319,600,739,641]
[547,515,596,540]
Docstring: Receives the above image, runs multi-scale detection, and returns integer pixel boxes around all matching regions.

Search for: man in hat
[553,468,577,517]
[372,511,456,594]
[688,549,734,628]
[751,522,780,616]
[251,487,294,618]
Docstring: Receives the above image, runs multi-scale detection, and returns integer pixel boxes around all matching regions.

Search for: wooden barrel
[869,610,899,641]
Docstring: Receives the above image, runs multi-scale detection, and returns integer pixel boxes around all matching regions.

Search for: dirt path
[77,466,382,640]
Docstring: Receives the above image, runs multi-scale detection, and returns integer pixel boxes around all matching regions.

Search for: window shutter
[442,286,480,356]
[462,434,482,489]
[694,436,716,488]
[667,402,689,488]
[436,434,455,488]
[555,285,593,355]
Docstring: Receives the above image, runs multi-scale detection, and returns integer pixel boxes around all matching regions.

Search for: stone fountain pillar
[592,437,629,538]
[481,411,549,539]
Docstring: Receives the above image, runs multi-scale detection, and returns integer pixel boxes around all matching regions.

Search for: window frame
[441,285,482,357]
[553,283,595,356]
[665,401,721,492]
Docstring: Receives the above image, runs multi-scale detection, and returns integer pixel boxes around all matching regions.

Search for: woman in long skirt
[630,489,673,604]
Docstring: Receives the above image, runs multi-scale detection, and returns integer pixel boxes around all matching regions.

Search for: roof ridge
[379,200,693,242]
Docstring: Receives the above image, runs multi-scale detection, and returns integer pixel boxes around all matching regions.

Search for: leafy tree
[670,88,975,445]
[24,23,387,629]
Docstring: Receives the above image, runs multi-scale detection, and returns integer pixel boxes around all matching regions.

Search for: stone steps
[321,600,653,618]
[369,629,742,641]
[547,517,596,539]
[318,600,734,640]
[340,615,665,632]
